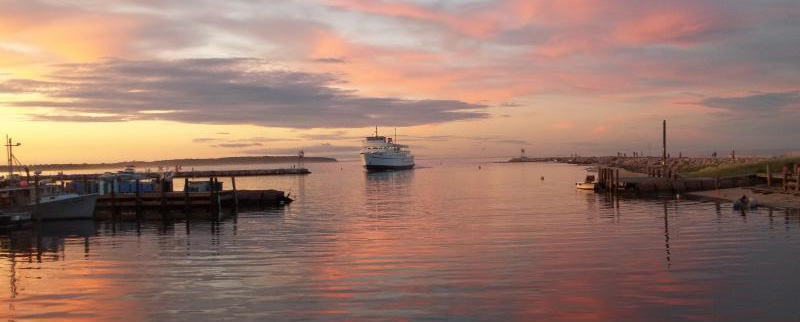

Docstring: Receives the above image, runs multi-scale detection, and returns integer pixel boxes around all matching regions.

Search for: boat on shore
[360,128,415,171]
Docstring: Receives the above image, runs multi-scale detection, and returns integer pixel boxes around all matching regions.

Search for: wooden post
[184,177,191,215]
[82,175,88,194]
[135,179,142,220]
[600,168,604,189]
[110,179,118,219]
[33,174,41,223]
[795,164,800,192]
[614,168,620,194]
[766,164,772,187]
[609,169,614,191]
[231,176,239,215]
[160,178,167,219]
[783,165,788,191]
[715,175,720,190]
[208,177,215,216]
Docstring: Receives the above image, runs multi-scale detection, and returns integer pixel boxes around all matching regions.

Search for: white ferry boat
[360,128,415,171]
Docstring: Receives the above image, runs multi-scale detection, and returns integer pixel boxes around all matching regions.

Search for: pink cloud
[325,0,498,38]
[613,8,730,46]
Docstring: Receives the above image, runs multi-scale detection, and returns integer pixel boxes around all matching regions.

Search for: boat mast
[375,125,378,137]
[394,128,397,143]
[5,135,21,178]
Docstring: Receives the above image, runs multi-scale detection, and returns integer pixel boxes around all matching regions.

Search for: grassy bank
[683,157,800,178]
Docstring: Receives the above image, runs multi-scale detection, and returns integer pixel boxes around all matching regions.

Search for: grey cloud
[299,131,361,140]
[312,57,348,63]
[193,138,220,143]
[27,114,133,122]
[241,143,361,155]
[2,58,488,128]
[213,143,263,148]
[702,91,800,112]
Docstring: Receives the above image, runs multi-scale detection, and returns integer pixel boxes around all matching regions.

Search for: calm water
[2,160,800,321]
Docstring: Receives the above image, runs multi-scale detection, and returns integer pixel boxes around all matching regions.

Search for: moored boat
[576,172,597,190]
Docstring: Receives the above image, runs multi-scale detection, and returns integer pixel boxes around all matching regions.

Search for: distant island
[2,155,337,172]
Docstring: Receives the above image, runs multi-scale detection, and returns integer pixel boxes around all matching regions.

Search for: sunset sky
[0,0,798,163]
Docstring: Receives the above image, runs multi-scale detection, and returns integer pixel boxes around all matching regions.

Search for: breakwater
[510,156,767,175]
[38,168,310,181]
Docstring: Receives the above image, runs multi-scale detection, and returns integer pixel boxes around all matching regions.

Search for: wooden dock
[596,166,766,195]
[94,189,292,220]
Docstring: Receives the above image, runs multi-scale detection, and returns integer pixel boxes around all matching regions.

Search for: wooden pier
[596,166,765,196]
[95,189,292,220]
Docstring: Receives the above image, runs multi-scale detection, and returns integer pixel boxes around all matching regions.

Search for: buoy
[540,176,544,180]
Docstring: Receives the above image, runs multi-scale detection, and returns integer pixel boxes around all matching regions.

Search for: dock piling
[135,179,142,220]
[160,178,169,220]
[783,165,789,191]
[110,179,119,219]
[795,164,799,192]
[766,164,772,187]
[33,174,41,223]
[231,176,239,215]
[184,177,191,215]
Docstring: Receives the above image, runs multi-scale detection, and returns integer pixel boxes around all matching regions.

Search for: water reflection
[0,162,799,321]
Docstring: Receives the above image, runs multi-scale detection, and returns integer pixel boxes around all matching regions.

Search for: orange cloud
[592,125,608,134]
[0,10,143,63]
[551,120,575,130]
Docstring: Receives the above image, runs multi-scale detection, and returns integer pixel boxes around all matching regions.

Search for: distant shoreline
[1,155,337,172]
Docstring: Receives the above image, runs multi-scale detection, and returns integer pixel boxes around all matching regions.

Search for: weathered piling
[766,164,772,187]
[160,179,168,220]
[33,174,41,223]
[231,176,239,215]
[783,165,789,191]
[183,177,191,215]
[795,164,800,192]
[135,179,142,220]
[110,179,119,219]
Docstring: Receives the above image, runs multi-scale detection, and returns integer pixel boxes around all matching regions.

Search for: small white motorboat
[576,173,597,190]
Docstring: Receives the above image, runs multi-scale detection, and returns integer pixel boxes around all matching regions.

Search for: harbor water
[2,160,799,321]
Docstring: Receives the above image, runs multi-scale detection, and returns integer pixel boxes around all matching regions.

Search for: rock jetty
[510,156,767,175]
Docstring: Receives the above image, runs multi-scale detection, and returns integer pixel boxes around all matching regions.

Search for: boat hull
[364,164,415,171]
[361,153,415,172]
[576,182,596,190]
[34,194,98,220]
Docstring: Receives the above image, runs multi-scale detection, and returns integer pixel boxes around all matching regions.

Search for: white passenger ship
[360,128,415,171]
